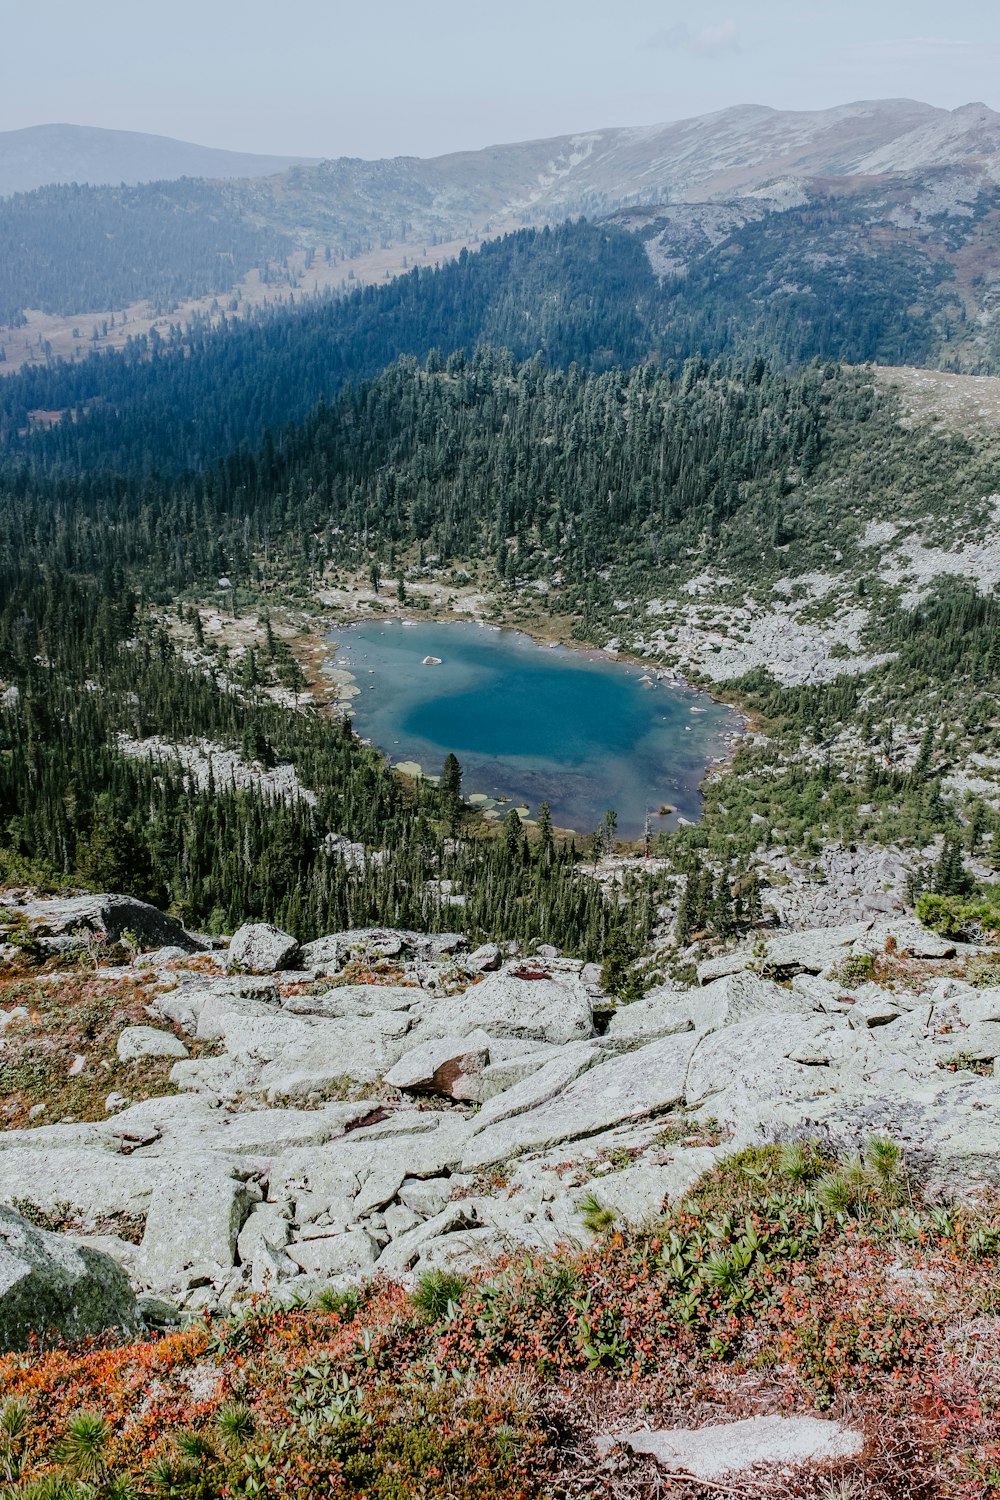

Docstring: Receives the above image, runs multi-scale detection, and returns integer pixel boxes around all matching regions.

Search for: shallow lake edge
[318,605,748,841]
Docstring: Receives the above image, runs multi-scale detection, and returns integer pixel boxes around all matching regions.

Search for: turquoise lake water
[329,620,738,838]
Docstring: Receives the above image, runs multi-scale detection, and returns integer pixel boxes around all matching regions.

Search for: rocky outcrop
[2,902,999,1319]
[117,1025,189,1062]
[0,1205,141,1352]
[2,893,202,956]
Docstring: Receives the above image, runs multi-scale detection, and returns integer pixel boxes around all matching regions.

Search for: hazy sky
[1,0,998,158]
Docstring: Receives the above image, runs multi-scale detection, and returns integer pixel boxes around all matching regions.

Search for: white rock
[287,1228,377,1276]
[282,985,419,1020]
[462,1032,699,1171]
[575,1150,722,1228]
[376,1204,479,1274]
[384,1203,422,1238]
[606,992,695,1045]
[765,922,872,975]
[472,1044,601,1135]
[140,1159,257,1285]
[398,1178,453,1217]
[0,1147,167,1219]
[384,1032,493,1100]
[696,950,753,983]
[465,943,502,973]
[417,970,593,1046]
[599,1414,863,1479]
[229,922,300,974]
[861,919,956,959]
[117,1026,189,1063]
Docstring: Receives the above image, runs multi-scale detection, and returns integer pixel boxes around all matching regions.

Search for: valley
[3,86,1000,1499]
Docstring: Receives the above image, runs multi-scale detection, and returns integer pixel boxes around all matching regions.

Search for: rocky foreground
[2,892,1000,1495]
[1,891,998,1332]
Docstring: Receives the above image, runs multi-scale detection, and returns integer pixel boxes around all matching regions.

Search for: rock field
[2,893,999,1338]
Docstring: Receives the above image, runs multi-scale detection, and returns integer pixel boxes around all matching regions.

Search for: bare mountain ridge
[5,99,1000,213]
[227,98,1000,247]
[0,123,319,197]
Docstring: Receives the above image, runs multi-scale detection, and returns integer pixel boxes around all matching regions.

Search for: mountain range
[2,97,1000,376]
[5,99,1000,204]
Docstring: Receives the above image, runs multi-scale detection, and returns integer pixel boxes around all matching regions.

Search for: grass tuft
[412,1268,467,1321]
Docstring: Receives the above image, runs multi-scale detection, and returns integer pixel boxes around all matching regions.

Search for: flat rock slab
[462,1031,698,1171]
[578,1149,723,1227]
[861,919,956,959]
[283,985,420,1019]
[472,1043,600,1134]
[600,1414,863,1479]
[117,1025,189,1062]
[0,1146,169,1219]
[765,923,873,976]
[418,971,593,1047]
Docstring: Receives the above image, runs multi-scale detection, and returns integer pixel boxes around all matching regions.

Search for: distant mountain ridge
[3,97,1000,376]
[0,123,319,196]
[5,98,1000,206]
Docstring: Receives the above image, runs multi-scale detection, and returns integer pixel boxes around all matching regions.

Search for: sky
[1,0,998,159]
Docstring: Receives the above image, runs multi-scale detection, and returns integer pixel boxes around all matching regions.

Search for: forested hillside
[0,181,295,326]
[3,345,1000,945]
[0,224,658,472]
[3,197,992,479]
[620,174,985,369]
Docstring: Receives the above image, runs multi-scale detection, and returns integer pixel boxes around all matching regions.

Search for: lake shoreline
[320,595,748,798]
[320,609,740,841]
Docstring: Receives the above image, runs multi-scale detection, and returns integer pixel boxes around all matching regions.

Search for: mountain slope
[245,98,1000,240]
[3,98,1000,376]
[0,123,319,196]
[2,183,998,478]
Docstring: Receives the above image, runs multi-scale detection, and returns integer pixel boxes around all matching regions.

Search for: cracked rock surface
[1,897,999,1321]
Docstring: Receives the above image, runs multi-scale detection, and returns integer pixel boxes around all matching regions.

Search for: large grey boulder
[763,922,873,977]
[139,1159,258,1286]
[384,1031,492,1100]
[465,942,502,974]
[695,970,816,1028]
[174,1008,412,1099]
[229,922,301,974]
[287,1228,378,1277]
[0,1205,141,1351]
[8,893,202,955]
[472,1043,601,1133]
[116,1025,189,1063]
[861,918,956,959]
[417,970,593,1046]
[462,1031,699,1171]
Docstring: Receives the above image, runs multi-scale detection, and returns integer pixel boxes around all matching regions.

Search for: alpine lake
[326,619,740,839]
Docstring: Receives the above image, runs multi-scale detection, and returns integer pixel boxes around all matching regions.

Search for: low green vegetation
[2,1140,999,1497]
